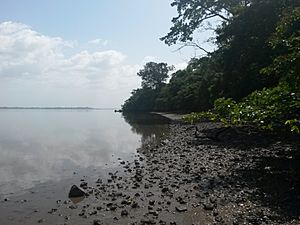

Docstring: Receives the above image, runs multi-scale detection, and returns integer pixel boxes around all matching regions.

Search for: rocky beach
[2,120,300,225]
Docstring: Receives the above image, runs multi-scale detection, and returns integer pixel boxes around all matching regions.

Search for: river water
[0,109,170,197]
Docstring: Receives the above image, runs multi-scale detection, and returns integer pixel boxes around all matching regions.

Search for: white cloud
[0,21,140,107]
[88,38,109,46]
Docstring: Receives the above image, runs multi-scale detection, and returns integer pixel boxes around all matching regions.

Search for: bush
[183,83,300,133]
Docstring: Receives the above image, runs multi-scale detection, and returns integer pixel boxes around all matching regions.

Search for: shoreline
[2,122,300,225]
[150,112,184,122]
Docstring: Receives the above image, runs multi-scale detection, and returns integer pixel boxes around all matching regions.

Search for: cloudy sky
[0,0,213,108]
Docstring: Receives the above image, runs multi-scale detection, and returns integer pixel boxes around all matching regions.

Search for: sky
[0,0,214,108]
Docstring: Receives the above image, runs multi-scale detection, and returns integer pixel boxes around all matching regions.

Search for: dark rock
[132,201,139,208]
[140,220,156,225]
[175,206,187,212]
[121,209,129,216]
[149,210,159,216]
[96,179,102,183]
[161,187,169,193]
[93,219,102,225]
[48,208,57,214]
[152,159,159,164]
[215,215,223,222]
[109,205,117,211]
[203,202,214,210]
[176,197,186,204]
[135,175,143,182]
[80,182,88,188]
[37,219,45,223]
[68,185,86,198]
[149,200,155,205]
[78,208,86,216]
[89,210,98,216]
[210,196,217,203]
[121,200,131,205]
[64,216,70,220]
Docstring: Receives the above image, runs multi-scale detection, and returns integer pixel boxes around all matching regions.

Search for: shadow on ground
[198,125,300,222]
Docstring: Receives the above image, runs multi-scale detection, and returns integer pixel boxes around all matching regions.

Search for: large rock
[68,185,86,198]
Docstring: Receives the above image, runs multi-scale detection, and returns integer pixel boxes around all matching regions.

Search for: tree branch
[174,41,211,54]
[203,7,230,22]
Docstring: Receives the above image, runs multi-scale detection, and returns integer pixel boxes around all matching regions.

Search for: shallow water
[0,109,169,197]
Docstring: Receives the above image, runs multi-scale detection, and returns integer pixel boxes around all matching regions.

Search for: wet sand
[1,121,300,225]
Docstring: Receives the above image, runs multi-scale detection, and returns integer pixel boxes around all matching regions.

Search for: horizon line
[0,106,118,110]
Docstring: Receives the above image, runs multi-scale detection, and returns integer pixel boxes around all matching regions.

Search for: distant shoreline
[0,107,116,110]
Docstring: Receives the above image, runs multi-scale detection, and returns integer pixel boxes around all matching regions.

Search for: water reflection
[122,113,170,147]
[0,110,169,196]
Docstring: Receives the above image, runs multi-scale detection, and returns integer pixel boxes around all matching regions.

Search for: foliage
[285,119,300,134]
[122,62,173,112]
[157,54,227,112]
[122,87,159,112]
[161,0,251,45]
[184,83,300,133]
[182,111,215,124]
[138,62,174,89]
[161,0,299,46]
[261,7,300,88]
[123,1,300,135]
[215,0,285,99]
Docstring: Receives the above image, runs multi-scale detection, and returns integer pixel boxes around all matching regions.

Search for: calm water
[0,109,169,196]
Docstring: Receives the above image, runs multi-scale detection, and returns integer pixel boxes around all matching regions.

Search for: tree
[137,62,174,89]
[122,88,158,112]
[214,0,284,100]
[122,0,300,123]
[161,0,252,46]
[122,62,174,112]
[261,7,300,89]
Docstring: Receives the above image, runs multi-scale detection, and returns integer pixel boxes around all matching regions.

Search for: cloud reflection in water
[0,110,143,195]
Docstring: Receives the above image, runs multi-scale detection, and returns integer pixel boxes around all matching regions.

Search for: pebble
[93,219,102,225]
[39,123,300,225]
[37,219,45,223]
[175,206,187,212]
[203,202,214,210]
[121,209,129,216]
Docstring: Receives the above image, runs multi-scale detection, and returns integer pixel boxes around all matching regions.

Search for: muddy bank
[2,122,300,225]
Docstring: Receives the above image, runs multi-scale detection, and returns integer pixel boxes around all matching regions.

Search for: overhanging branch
[174,41,211,54]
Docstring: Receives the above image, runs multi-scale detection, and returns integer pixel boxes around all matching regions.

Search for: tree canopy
[137,62,173,89]
[122,62,173,112]
[160,0,252,45]
[122,0,300,133]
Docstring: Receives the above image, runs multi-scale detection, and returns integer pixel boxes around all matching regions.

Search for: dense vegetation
[122,0,300,133]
